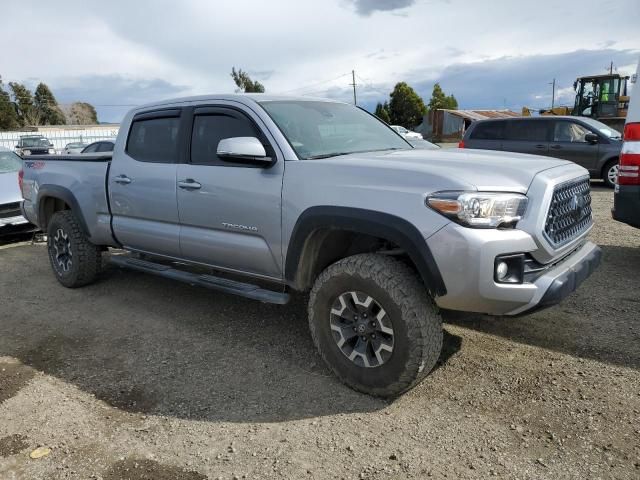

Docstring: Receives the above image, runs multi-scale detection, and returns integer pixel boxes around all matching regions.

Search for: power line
[278,73,351,95]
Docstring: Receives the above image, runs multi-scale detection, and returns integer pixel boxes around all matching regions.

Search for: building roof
[439,109,521,121]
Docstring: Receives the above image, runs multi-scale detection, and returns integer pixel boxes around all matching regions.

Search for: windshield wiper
[306,152,353,159]
[307,147,407,160]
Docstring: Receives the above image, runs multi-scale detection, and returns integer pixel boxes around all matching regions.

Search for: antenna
[350,70,357,105]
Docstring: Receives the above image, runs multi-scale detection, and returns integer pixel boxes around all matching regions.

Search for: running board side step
[110,256,290,304]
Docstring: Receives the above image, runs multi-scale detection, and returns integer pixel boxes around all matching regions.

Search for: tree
[374,101,391,123]
[62,102,98,125]
[9,82,41,126]
[388,82,427,128]
[34,83,66,125]
[230,67,265,93]
[0,76,19,130]
[427,83,458,111]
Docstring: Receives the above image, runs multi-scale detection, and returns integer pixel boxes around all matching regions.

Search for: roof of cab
[131,94,346,114]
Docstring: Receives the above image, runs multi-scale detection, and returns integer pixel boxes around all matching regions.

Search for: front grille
[544,176,592,247]
[0,202,21,219]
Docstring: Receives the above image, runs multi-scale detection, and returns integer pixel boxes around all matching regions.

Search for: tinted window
[82,143,99,153]
[553,121,591,143]
[127,117,180,163]
[191,112,262,165]
[470,121,505,140]
[505,120,548,142]
[97,142,114,152]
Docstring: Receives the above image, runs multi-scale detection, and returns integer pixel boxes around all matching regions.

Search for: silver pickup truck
[20,95,601,397]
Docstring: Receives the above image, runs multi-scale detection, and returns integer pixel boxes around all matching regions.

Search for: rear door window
[82,143,99,153]
[127,116,181,163]
[505,120,549,142]
[470,121,505,139]
[97,142,114,152]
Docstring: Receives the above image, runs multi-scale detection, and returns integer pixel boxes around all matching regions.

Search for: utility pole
[350,70,357,105]
[609,61,614,74]
[550,78,556,109]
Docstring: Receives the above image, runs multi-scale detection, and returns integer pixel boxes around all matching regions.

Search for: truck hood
[317,148,575,193]
[0,171,22,205]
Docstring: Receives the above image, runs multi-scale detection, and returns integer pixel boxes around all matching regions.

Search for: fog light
[496,261,509,280]
[494,254,525,284]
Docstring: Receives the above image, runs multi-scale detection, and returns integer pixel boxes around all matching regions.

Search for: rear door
[109,109,184,257]
[548,119,599,171]
[176,105,284,280]
[465,120,505,151]
[502,119,550,155]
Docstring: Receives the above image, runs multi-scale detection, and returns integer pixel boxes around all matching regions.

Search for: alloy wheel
[329,291,395,368]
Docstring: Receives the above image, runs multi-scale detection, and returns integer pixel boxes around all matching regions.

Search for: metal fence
[0,127,120,152]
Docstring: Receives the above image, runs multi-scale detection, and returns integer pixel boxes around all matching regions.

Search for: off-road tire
[308,253,443,397]
[47,210,102,288]
[602,159,618,188]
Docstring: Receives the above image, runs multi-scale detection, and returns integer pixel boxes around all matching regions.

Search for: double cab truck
[20,95,601,397]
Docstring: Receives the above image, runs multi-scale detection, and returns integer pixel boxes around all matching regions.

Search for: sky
[2,0,639,123]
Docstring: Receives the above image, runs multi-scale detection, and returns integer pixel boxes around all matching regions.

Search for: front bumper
[612,185,640,229]
[427,223,601,316]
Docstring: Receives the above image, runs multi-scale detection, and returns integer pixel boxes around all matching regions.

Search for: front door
[548,120,599,171]
[109,109,183,257]
[176,105,284,280]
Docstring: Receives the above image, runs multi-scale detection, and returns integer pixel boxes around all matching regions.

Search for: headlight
[23,149,31,155]
[48,148,55,154]
[426,191,528,228]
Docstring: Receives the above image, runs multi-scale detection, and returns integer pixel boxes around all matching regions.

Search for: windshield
[0,151,22,174]
[259,101,411,159]
[21,137,50,147]
[579,118,621,139]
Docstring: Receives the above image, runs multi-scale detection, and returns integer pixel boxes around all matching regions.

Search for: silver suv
[21,95,601,397]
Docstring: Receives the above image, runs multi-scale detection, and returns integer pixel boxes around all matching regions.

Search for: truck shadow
[444,244,640,371]
[0,247,461,423]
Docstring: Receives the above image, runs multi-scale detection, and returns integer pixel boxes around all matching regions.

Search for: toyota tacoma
[20,95,601,397]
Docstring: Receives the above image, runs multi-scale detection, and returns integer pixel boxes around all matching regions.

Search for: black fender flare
[285,206,446,297]
[37,185,90,236]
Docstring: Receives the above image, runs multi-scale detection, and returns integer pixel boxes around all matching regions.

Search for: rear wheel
[308,254,443,397]
[47,211,102,288]
[602,159,618,188]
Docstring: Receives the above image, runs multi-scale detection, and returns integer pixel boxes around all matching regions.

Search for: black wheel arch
[37,185,90,236]
[285,206,447,297]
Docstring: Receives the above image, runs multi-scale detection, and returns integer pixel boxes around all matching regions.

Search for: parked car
[15,135,56,157]
[63,142,88,155]
[391,125,423,139]
[0,147,36,235]
[80,139,115,154]
[460,116,622,188]
[20,95,600,397]
[612,60,640,229]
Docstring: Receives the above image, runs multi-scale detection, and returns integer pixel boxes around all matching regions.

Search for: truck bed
[21,154,116,246]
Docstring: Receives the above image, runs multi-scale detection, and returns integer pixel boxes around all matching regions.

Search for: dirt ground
[0,185,638,480]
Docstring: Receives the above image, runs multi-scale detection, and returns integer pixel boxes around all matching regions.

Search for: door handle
[534,144,546,149]
[550,144,562,150]
[113,175,132,185]
[178,179,202,190]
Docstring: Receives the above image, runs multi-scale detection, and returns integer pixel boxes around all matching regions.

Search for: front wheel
[602,159,619,188]
[308,254,443,397]
[47,210,102,288]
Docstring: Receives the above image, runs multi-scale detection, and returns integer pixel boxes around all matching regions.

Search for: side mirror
[217,137,272,166]
[584,133,599,144]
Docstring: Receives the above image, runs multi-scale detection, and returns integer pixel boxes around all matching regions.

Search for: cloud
[346,0,416,16]
[48,75,188,123]
[347,48,640,113]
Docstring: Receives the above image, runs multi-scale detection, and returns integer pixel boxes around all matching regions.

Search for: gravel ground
[0,185,638,479]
